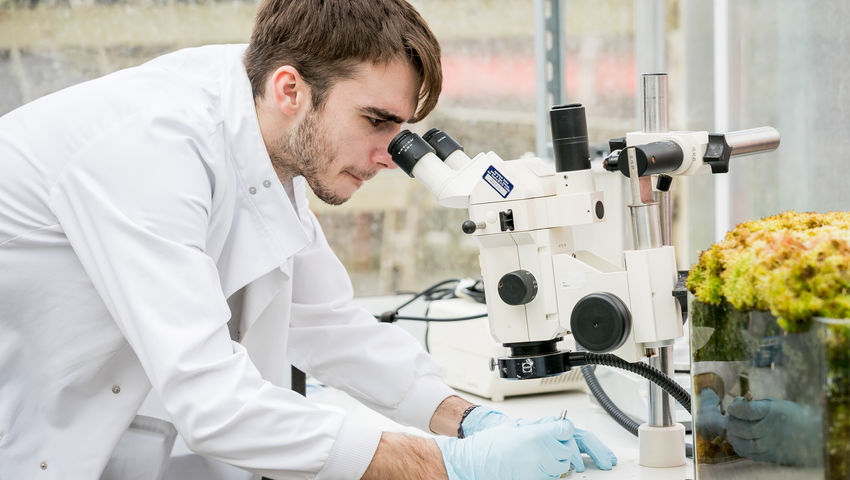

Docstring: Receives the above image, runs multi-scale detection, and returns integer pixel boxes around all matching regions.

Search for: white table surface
[347,294,695,479]
[309,382,695,480]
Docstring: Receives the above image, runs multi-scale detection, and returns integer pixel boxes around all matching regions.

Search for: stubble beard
[268,109,350,206]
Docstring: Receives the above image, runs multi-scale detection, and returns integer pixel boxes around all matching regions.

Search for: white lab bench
[346,295,696,480]
[309,381,694,480]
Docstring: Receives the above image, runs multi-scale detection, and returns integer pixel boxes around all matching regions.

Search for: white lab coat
[0,44,455,479]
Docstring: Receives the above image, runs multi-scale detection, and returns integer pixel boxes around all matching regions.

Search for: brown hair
[245,0,441,122]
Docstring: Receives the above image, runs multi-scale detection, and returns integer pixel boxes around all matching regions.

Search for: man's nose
[373,148,398,170]
[374,131,400,169]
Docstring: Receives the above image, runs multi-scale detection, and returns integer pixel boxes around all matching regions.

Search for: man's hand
[458,406,515,437]
[695,389,727,440]
[726,397,821,466]
[459,406,617,472]
[436,420,580,479]
[362,407,616,479]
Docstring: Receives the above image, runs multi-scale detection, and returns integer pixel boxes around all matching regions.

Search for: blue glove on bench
[456,406,617,473]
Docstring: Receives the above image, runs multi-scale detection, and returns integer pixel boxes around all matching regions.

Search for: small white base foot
[638,422,686,467]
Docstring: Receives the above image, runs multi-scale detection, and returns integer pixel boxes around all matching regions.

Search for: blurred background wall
[2,0,847,296]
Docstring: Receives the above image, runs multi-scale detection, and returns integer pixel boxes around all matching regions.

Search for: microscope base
[638,422,686,467]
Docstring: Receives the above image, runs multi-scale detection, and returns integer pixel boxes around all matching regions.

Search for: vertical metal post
[642,73,668,133]
[628,74,667,250]
[713,0,732,242]
[535,0,566,160]
[633,0,671,249]
[634,0,667,125]
[647,345,675,427]
[635,73,676,429]
[642,73,674,247]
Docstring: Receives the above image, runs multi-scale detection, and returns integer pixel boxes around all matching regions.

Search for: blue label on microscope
[482,165,514,198]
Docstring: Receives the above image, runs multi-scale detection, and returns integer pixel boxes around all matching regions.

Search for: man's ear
[268,65,311,117]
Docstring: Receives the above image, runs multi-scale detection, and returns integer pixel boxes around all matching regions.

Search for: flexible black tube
[580,363,694,458]
[570,351,691,413]
[581,364,639,434]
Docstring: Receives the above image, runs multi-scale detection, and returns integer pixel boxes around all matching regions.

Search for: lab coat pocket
[100,415,177,480]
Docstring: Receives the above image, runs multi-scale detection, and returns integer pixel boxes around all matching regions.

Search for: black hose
[581,364,640,434]
[569,351,691,413]
[580,363,694,458]
[574,352,693,458]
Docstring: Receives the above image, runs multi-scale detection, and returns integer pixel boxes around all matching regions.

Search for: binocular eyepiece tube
[388,129,464,199]
[550,103,591,173]
[388,130,435,178]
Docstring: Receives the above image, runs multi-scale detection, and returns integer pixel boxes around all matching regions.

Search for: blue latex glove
[571,427,618,471]
[459,406,617,472]
[726,397,821,466]
[459,406,516,437]
[435,421,578,479]
[695,389,727,440]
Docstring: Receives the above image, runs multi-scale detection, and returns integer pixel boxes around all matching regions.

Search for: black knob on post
[461,220,477,234]
[656,174,673,192]
[703,133,732,174]
[570,292,631,353]
[498,270,538,306]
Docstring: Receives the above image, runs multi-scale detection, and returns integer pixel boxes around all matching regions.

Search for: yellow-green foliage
[687,211,850,332]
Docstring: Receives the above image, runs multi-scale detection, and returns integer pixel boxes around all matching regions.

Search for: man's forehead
[344,60,419,121]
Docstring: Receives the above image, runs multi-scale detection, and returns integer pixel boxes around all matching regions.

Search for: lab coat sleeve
[287,207,457,434]
[47,110,381,480]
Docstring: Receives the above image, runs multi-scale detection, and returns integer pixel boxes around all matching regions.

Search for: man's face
[269,58,419,205]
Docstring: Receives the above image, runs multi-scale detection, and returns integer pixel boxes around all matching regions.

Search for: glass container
[691,300,850,479]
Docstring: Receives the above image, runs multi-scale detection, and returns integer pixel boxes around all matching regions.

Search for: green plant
[687,211,850,333]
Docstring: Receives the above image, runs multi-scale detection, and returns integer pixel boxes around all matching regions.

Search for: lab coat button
[40,461,47,470]
[263,180,272,188]
[112,384,121,394]
[249,187,257,194]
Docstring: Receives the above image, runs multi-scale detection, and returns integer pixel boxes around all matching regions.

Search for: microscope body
[463,155,682,366]
[390,117,683,375]
[389,84,779,468]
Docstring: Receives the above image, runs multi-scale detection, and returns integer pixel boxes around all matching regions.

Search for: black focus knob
[656,174,673,192]
[570,292,631,353]
[498,270,538,306]
[462,220,477,234]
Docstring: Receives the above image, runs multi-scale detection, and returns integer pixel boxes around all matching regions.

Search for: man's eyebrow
[360,106,407,124]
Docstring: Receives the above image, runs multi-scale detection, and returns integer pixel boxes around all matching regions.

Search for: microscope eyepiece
[388,130,435,177]
[550,103,591,173]
[423,128,464,160]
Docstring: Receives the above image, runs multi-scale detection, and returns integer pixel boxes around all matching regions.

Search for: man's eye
[368,117,386,127]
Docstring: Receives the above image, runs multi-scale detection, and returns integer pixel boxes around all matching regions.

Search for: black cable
[581,364,639,433]
[569,352,691,413]
[376,278,488,323]
[572,351,694,458]
[580,363,694,458]
[394,278,460,310]
[394,313,488,322]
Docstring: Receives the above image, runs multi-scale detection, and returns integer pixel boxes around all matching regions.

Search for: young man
[0,0,616,478]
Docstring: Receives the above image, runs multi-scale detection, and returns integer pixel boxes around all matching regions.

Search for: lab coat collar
[218,45,312,297]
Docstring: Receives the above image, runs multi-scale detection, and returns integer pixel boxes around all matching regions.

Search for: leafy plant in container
[687,211,850,479]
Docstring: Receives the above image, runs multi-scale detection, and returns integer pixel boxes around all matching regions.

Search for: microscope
[388,73,779,467]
